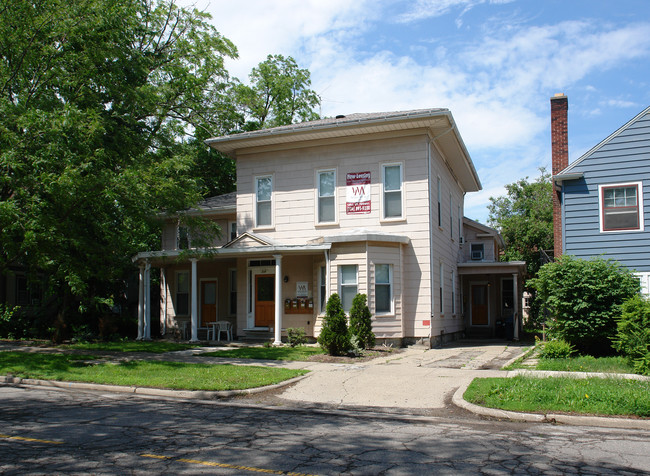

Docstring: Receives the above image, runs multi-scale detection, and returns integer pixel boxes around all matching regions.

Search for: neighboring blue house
[552,94,650,294]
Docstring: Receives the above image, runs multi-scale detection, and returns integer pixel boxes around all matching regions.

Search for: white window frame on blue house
[598,181,644,233]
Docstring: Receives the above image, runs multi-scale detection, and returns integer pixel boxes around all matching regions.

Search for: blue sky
[178,0,650,222]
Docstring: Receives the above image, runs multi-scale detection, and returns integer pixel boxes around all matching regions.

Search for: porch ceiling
[457,261,526,275]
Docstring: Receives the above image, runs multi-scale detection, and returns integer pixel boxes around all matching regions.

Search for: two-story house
[133,109,525,346]
[552,95,650,293]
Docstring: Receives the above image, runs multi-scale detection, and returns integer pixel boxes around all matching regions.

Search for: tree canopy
[0,0,320,335]
[487,169,553,278]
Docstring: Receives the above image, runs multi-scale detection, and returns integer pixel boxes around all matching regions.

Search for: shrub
[348,293,375,349]
[528,255,639,355]
[286,327,307,347]
[613,295,650,376]
[538,339,575,359]
[317,293,350,356]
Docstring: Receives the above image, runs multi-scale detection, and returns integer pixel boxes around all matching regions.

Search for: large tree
[234,54,321,130]
[487,169,553,278]
[0,0,237,333]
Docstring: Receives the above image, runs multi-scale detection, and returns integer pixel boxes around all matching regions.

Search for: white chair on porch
[215,321,233,342]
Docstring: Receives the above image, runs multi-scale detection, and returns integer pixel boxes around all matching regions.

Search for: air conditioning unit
[471,250,484,260]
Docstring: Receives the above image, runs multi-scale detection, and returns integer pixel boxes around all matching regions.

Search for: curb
[0,373,309,399]
[452,377,650,430]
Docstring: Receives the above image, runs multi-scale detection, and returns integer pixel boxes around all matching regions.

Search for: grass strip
[534,355,633,373]
[464,376,650,417]
[64,341,201,353]
[0,351,306,391]
[202,346,325,361]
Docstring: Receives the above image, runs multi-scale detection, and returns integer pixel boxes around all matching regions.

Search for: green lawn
[202,345,326,361]
[0,351,306,391]
[534,355,633,373]
[64,341,201,354]
[464,376,650,417]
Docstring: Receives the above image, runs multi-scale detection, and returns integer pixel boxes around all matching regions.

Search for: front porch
[458,261,526,340]
[132,235,331,345]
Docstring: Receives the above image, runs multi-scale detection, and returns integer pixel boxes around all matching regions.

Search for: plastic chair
[216,321,233,341]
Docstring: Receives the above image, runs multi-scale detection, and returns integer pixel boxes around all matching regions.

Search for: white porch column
[161,268,167,336]
[512,273,519,341]
[273,254,283,346]
[144,261,151,340]
[137,264,145,340]
[190,258,199,342]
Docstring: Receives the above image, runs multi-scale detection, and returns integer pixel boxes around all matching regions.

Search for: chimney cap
[552,93,567,99]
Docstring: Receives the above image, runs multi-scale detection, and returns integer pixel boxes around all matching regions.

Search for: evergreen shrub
[317,293,350,356]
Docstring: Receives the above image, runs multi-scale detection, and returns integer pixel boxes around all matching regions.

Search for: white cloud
[396,0,516,24]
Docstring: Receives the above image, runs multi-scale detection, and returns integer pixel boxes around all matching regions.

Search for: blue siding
[562,110,650,272]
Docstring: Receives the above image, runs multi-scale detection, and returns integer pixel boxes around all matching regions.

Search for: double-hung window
[319,266,327,313]
[439,262,444,313]
[228,269,237,315]
[339,265,358,313]
[255,175,273,228]
[451,270,456,315]
[317,170,336,223]
[375,264,392,314]
[471,243,484,261]
[383,164,402,219]
[599,182,644,232]
[176,271,189,315]
[177,225,190,250]
[437,176,442,227]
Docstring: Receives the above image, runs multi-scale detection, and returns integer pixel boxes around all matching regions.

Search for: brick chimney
[551,93,568,258]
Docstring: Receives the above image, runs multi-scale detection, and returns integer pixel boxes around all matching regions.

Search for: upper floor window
[177,225,190,250]
[228,221,237,241]
[255,175,273,228]
[470,243,484,261]
[339,265,358,313]
[317,170,336,223]
[383,164,402,219]
[375,264,392,314]
[449,193,453,238]
[599,182,644,232]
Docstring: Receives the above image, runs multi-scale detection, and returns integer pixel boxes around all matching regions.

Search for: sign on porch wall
[346,171,371,214]
[296,282,309,298]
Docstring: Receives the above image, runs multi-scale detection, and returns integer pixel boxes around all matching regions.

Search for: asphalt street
[1,385,649,475]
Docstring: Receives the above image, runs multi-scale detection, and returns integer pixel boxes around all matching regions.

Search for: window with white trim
[470,243,484,261]
[317,170,336,223]
[451,270,456,314]
[176,271,189,315]
[228,221,237,241]
[383,164,402,218]
[339,265,358,313]
[439,262,444,313]
[599,182,644,232]
[449,193,453,238]
[177,225,190,250]
[319,265,327,313]
[375,264,392,314]
[255,175,273,227]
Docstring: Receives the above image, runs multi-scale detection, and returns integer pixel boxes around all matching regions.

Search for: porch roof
[457,261,526,275]
[132,243,331,266]
[308,228,410,245]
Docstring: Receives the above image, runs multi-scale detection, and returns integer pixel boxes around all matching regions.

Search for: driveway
[277,341,528,411]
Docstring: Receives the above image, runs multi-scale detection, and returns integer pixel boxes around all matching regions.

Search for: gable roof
[463,216,505,248]
[206,108,481,192]
[556,105,650,177]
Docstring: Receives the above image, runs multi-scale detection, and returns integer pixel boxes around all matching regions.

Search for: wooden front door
[201,280,217,327]
[255,274,275,327]
[471,284,489,326]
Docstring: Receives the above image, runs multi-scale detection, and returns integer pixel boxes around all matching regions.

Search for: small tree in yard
[317,293,350,356]
[349,294,375,349]
[613,295,650,375]
[529,255,639,355]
